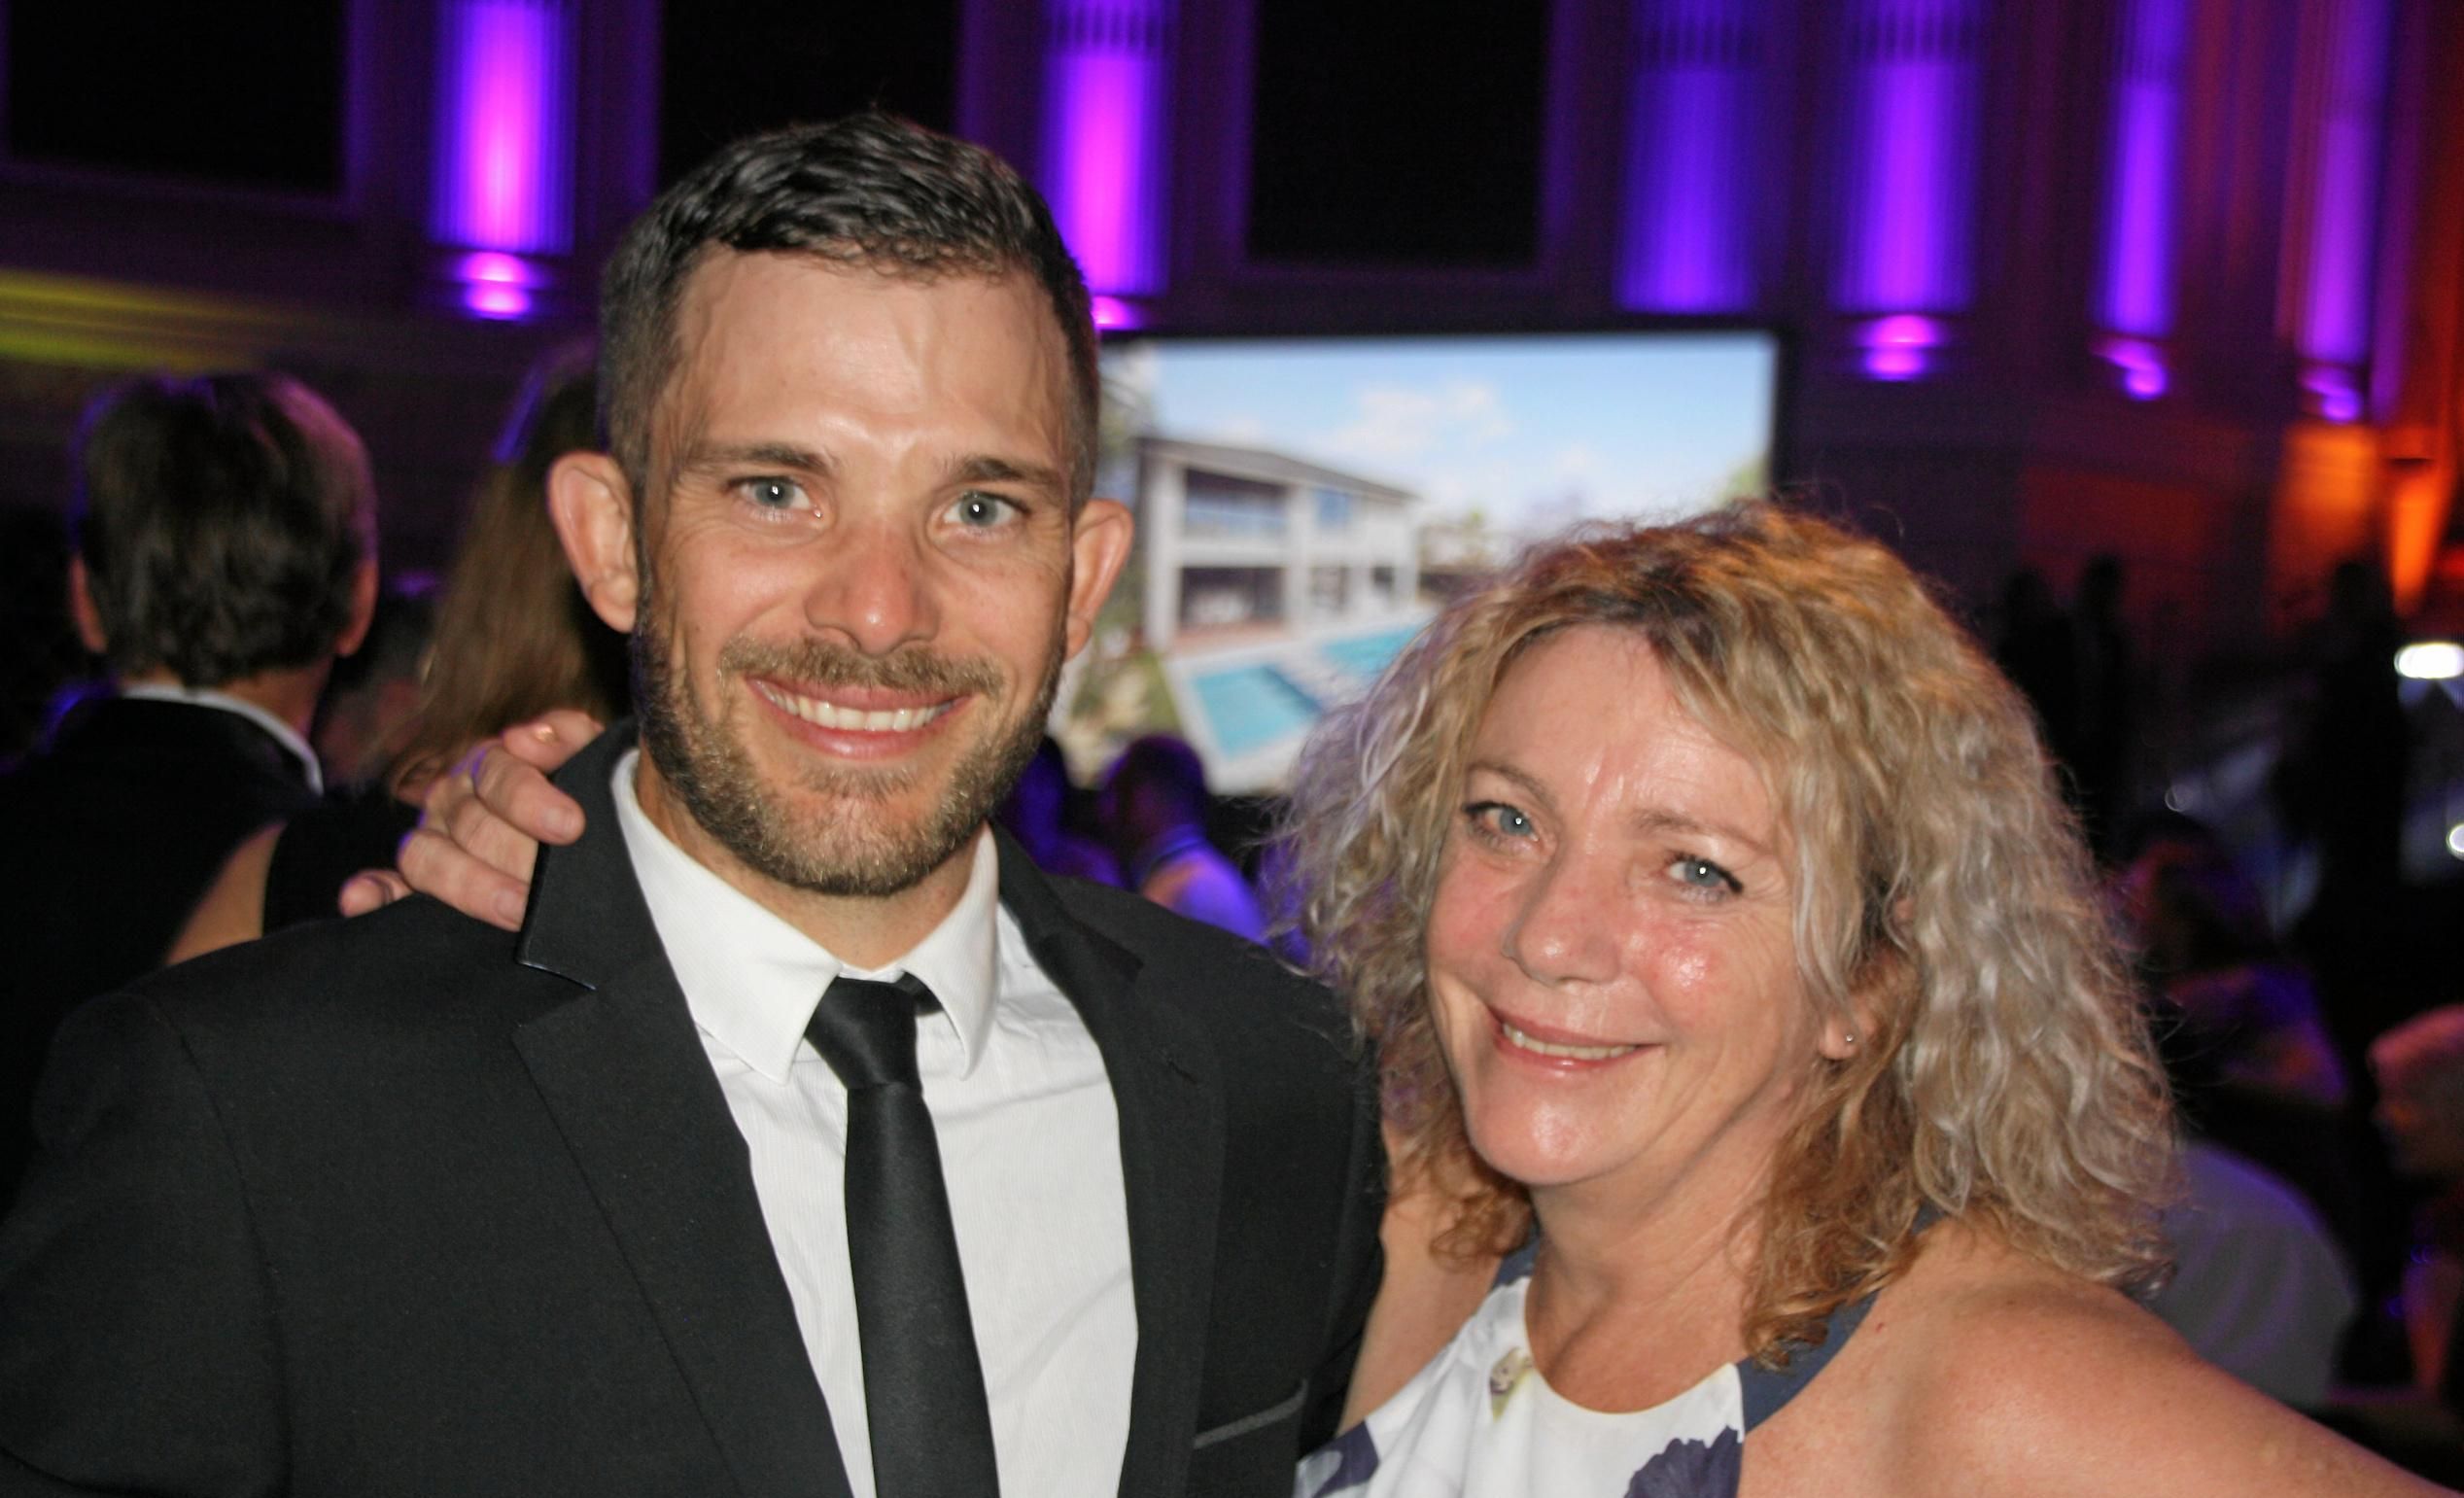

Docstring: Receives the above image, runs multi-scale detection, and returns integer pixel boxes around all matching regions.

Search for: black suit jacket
[0,727,1383,1497]
[0,694,321,1202]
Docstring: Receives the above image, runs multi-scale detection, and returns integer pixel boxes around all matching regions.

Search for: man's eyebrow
[948,453,1066,491]
[674,440,832,475]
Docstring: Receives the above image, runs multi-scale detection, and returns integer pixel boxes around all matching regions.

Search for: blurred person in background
[307,580,438,791]
[171,347,624,958]
[997,735,1122,885]
[2118,813,2349,1113]
[2371,1006,2464,1407]
[0,370,375,1202]
[1099,732,1267,942]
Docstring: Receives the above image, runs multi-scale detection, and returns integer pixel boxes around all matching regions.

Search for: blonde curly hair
[1275,501,2173,1360]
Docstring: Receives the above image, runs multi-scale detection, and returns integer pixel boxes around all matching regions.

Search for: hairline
[617,245,1098,517]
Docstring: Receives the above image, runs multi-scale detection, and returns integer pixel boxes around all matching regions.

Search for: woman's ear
[1822,900,1911,1061]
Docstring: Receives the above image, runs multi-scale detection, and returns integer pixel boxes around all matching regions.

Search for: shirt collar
[118,681,323,794]
[608,747,1001,1083]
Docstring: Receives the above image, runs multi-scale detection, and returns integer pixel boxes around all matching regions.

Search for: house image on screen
[1126,435,1431,790]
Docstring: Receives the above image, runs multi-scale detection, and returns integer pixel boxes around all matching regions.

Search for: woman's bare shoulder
[1862,1224,2447,1498]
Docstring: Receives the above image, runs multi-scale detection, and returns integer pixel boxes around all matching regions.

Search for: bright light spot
[2303,364,2362,423]
[1091,295,1143,331]
[2446,823,2464,860]
[1859,314,1941,382]
[463,281,532,319]
[2397,642,2464,680]
[2095,336,2168,400]
[457,250,536,288]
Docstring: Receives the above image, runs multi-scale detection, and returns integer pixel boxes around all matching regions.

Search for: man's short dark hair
[74,371,375,687]
[599,112,1098,506]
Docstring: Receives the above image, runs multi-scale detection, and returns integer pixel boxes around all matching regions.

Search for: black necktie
[804,975,1002,1497]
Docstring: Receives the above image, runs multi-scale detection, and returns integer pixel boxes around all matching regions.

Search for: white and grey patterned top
[1299,1248,1871,1498]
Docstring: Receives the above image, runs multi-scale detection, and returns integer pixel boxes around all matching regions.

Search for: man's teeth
[756,682,951,732]
[1501,1021,1637,1062]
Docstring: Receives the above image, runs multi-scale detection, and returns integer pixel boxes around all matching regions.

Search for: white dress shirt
[610,749,1136,1498]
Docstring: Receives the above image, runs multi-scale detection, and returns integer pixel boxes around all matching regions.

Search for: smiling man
[0,116,1382,1498]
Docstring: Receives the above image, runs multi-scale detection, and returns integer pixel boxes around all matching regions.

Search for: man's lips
[751,679,960,733]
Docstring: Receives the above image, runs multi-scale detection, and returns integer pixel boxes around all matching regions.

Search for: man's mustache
[714,637,1003,698]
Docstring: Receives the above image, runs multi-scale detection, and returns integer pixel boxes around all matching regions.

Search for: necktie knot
[805,975,930,1091]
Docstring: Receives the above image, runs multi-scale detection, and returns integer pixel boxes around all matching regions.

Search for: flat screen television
[1058,329,1785,792]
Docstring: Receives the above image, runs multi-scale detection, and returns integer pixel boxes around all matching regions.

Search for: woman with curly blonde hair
[1285,503,2438,1496]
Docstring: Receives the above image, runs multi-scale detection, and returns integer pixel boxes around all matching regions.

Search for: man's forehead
[644,251,1075,474]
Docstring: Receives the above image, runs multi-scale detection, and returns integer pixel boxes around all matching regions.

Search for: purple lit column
[2287,0,2393,421]
[430,0,576,319]
[1615,0,1767,313]
[2093,0,2190,399]
[1041,0,1175,316]
[1833,0,1986,378]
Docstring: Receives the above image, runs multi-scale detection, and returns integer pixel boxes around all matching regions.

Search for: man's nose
[807,513,939,656]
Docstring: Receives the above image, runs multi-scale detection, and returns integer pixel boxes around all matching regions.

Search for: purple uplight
[1041,1,1173,297]
[2292,0,2392,366]
[2097,0,2189,337]
[431,0,574,258]
[1616,0,1765,312]
[2304,364,2364,422]
[2098,335,2169,399]
[456,250,538,320]
[1860,313,1943,380]
[1833,0,1985,313]
[1090,296,1144,331]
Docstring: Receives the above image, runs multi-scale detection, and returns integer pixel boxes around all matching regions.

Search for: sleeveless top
[1297,1246,1874,1498]
[260,790,422,933]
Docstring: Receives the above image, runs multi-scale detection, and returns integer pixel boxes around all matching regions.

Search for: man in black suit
[0,116,1381,1496]
[0,371,377,1202]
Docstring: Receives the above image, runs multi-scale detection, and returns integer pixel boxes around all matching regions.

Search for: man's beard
[635,609,1061,899]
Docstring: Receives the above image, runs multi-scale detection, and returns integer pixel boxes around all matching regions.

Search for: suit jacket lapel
[511,729,854,1498]
[997,831,1225,1498]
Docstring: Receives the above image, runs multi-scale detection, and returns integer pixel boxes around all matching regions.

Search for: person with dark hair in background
[0,370,376,1202]
[2068,552,2135,861]
[998,735,1122,886]
[1099,732,1269,942]
[0,115,1380,1497]
[168,346,626,958]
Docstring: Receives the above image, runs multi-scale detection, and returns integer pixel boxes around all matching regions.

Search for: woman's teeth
[1501,1021,1637,1062]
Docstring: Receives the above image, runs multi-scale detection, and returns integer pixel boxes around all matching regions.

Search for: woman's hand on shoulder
[1883,1256,2447,1498]
[336,712,599,928]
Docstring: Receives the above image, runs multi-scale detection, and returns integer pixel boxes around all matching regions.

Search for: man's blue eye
[746,478,798,507]
[953,493,1015,527]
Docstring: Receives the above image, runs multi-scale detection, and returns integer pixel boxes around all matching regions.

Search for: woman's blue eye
[1670,855,1739,893]
[1468,802,1535,839]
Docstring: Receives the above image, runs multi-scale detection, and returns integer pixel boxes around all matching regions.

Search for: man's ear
[549,452,642,633]
[1063,499,1134,659]
[333,557,380,658]
[66,557,108,655]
